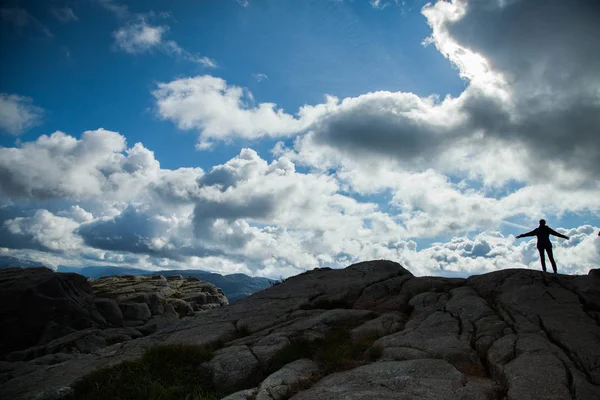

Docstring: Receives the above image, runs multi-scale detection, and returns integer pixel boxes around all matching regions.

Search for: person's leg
[547,246,558,273]
[538,248,547,272]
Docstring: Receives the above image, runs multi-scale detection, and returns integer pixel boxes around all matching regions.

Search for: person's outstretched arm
[548,228,569,240]
[516,229,536,239]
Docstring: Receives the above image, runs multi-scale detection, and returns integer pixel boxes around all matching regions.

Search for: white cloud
[105,3,214,65]
[2,0,600,279]
[0,129,159,200]
[96,0,129,19]
[153,75,339,145]
[237,0,250,7]
[0,132,598,278]
[370,0,388,10]
[3,210,83,252]
[153,0,599,189]
[113,20,166,54]
[51,7,79,23]
[253,73,268,83]
[198,56,217,68]
[0,93,43,136]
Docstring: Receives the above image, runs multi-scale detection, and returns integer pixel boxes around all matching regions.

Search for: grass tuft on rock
[71,344,220,400]
[268,327,382,376]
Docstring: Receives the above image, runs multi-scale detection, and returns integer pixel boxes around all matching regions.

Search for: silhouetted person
[516,219,569,273]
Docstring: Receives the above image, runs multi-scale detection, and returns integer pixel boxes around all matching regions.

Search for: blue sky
[1,0,599,278]
[1,0,463,168]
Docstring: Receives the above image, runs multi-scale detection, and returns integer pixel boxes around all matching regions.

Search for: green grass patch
[268,328,382,377]
[71,344,221,400]
[236,324,251,337]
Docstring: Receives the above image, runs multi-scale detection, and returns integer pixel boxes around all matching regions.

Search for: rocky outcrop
[2,261,600,400]
[0,268,228,365]
[90,274,228,313]
[0,267,105,359]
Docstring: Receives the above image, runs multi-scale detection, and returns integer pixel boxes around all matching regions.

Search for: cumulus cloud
[0,129,159,200]
[0,93,44,136]
[2,0,599,279]
[1,210,82,252]
[0,131,598,278]
[153,75,339,146]
[154,0,599,189]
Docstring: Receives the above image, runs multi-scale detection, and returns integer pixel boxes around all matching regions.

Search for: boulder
[207,345,260,392]
[119,303,151,321]
[255,359,319,400]
[0,267,105,358]
[166,298,194,317]
[221,388,259,400]
[289,359,466,399]
[94,298,123,327]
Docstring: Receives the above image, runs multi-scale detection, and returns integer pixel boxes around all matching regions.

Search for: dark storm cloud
[77,207,158,254]
[446,0,600,178]
[77,206,226,259]
[303,0,600,185]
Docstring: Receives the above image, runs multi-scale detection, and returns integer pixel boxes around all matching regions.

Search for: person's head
[539,219,546,226]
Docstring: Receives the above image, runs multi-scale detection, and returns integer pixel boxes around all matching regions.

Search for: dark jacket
[520,226,568,249]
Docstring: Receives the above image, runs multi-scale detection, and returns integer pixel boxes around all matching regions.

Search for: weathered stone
[0,267,105,358]
[221,387,259,400]
[255,359,319,400]
[251,334,291,366]
[100,327,143,344]
[505,352,570,400]
[455,376,501,400]
[380,346,431,361]
[376,311,484,375]
[166,298,194,316]
[351,312,405,340]
[119,303,151,321]
[207,345,260,392]
[31,353,76,366]
[94,298,124,327]
[28,386,74,400]
[3,261,600,400]
[7,329,107,362]
[290,359,466,400]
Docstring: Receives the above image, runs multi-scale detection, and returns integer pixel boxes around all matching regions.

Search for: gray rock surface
[0,267,229,366]
[221,388,259,400]
[208,345,260,392]
[255,359,319,400]
[2,260,600,400]
[0,267,105,358]
[93,298,123,327]
[119,302,151,321]
[290,359,466,400]
[91,274,228,312]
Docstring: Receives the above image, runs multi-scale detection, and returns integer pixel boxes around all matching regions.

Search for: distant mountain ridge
[0,256,274,302]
